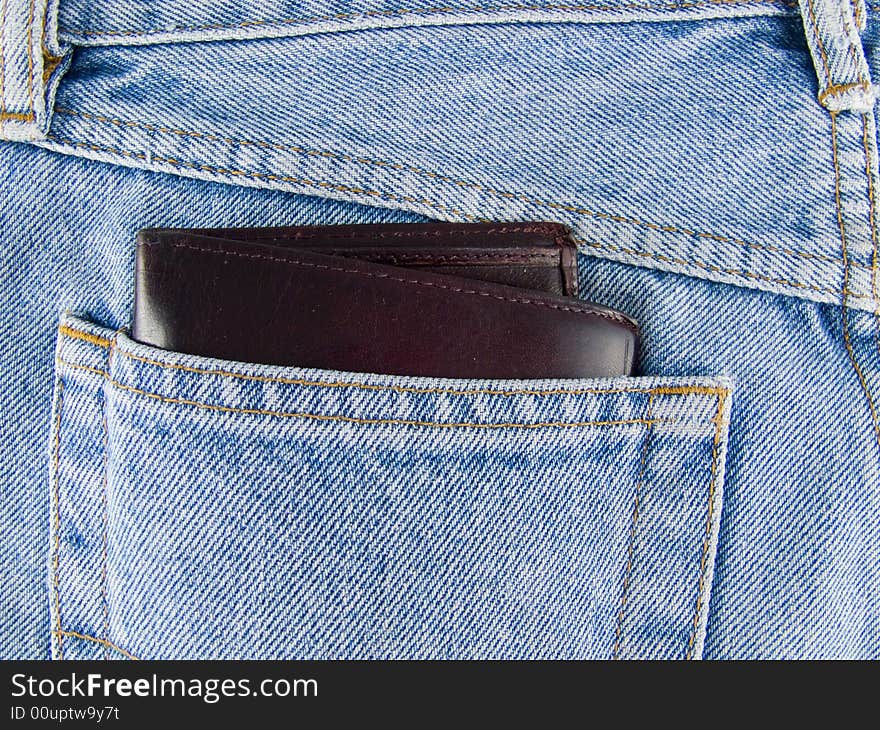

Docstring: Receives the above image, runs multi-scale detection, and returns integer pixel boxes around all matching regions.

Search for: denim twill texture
[51,315,729,659]
[0,0,879,658]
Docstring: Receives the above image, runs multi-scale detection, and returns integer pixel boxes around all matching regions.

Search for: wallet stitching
[554,229,578,296]
[50,110,850,269]
[317,252,560,264]
[197,225,567,240]
[59,0,796,38]
[686,389,726,659]
[58,325,729,400]
[53,629,139,661]
[138,239,637,328]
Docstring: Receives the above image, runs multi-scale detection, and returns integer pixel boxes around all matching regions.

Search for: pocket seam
[58,356,671,429]
[612,393,654,659]
[685,389,728,659]
[58,324,726,400]
[53,629,139,660]
[53,319,732,659]
[99,344,112,660]
[50,377,65,661]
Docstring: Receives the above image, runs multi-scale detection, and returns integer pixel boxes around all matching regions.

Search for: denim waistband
[4,0,880,315]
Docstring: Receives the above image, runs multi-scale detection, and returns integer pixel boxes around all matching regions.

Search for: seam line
[56,356,727,429]
[56,328,728,399]
[843,0,869,87]
[0,0,6,116]
[860,113,880,359]
[685,389,727,659]
[576,239,870,298]
[100,344,111,659]
[832,112,880,450]
[58,0,797,38]
[612,393,652,659]
[50,110,849,268]
[53,630,139,660]
[43,133,860,297]
[51,378,64,661]
[805,0,832,85]
[25,0,34,116]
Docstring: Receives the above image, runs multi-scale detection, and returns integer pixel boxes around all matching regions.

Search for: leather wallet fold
[132,223,639,378]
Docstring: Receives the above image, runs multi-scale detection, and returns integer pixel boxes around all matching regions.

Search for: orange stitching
[46,133,861,293]
[45,133,478,221]
[55,355,727,429]
[818,82,875,107]
[113,352,650,396]
[0,111,35,121]
[847,43,868,88]
[61,348,652,397]
[55,358,106,378]
[861,114,880,359]
[0,0,6,117]
[90,370,668,428]
[649,385,728,397]
[613,393,653,659]
[42,48,64,85]
[576,239,871,298]
[51,378,64,661]
[56,331,727,400]
[686,389,727,659]
[805,0,832,85]
[52,109,847,267]
[58,324,113,348]
[53,630,139,660]
[25,0,33,115]
[844,0,869,87]
[100,347,111,660]
[59,0,797,38]
[832,113,880,448]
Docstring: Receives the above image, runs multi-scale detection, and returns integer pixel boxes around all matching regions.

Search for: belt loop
[853,0,868,32]
[798,0,878,112]
[0,0,69,141]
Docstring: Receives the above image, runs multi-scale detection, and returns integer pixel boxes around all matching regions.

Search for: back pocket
[49,313,731,659]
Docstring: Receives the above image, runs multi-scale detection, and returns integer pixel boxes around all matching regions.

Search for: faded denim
[1,0,878,658]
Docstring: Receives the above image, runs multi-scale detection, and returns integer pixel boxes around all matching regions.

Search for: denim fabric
[51,314,729,659]
[0,146,427,660]
[1,0,880,658]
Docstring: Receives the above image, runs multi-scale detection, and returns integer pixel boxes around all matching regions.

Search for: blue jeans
[1,0,878,658]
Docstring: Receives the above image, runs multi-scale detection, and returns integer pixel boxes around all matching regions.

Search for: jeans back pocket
[50,314,731,659]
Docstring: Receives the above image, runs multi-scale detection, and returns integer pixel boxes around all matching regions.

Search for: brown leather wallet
[132,223,639,378]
